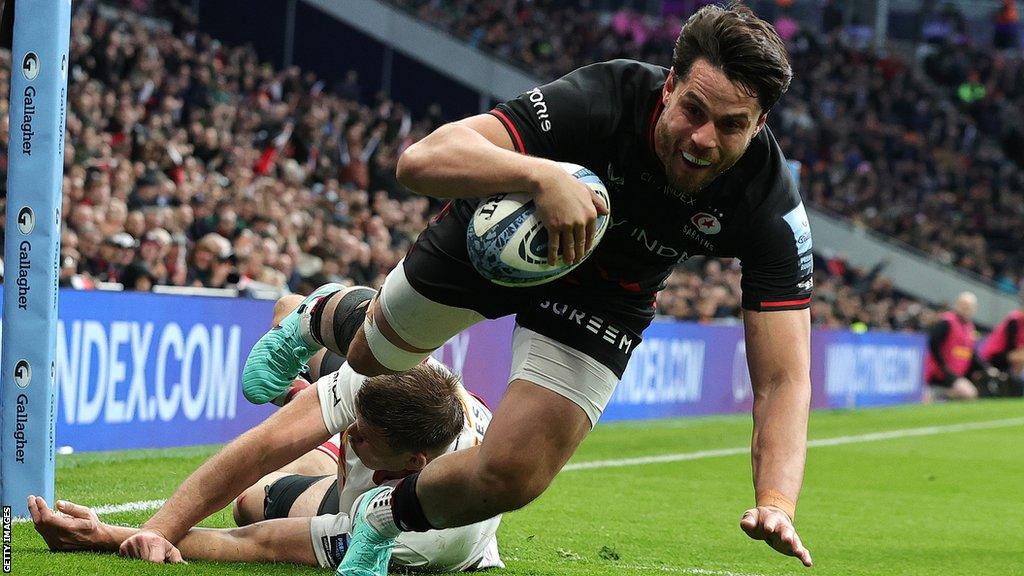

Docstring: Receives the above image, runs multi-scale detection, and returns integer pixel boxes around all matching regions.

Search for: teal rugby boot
[242,283,374,404]
[337,486,397,576]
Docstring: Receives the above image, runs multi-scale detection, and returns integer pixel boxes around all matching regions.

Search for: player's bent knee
[346,329,391,377]
[232,484,266,526]
[231,495,252,526]
[272,295,305,326]
[360,309,431,373]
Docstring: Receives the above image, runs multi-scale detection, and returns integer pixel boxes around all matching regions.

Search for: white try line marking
[12,498,168,523]
[90,499,168,515]
[626,566,767,576]
[562,416,1024,472]
[14,416,1024,524]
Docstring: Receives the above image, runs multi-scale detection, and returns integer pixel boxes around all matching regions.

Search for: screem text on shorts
[538,300,635,354]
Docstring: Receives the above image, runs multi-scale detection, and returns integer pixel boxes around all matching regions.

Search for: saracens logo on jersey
[690,212,721,235]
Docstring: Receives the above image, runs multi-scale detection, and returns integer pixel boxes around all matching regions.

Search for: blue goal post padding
[1,0,72,518]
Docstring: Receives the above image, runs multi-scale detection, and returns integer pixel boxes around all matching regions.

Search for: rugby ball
[467,162,610,287]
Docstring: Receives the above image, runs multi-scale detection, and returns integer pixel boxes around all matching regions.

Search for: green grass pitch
[10,399,1024,575]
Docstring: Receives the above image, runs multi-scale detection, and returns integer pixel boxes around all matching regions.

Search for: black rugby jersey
[408,59,811,336]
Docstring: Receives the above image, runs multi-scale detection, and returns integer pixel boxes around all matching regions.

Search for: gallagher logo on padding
[691,212,721,235]
[14,360,31,389]
[17,207,34,234]
[22,52,39,80]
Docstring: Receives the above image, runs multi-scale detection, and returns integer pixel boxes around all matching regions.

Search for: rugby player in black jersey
[123,4,814,572]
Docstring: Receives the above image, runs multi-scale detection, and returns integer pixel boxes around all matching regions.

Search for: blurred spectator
[656,253,938,333]
[821,0,844,36]
[773,5,800,44]
[979,304,1024,379]
[993,0,1020,50]
[957,70,986,105]
[187,233,235,289]
[120,261,157,291]
[923,292,999,400]
[137,228,172,284]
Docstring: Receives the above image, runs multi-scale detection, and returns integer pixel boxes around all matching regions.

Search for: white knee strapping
[376,261,485,350]
[309,513,353,569]
[363,316,430,372]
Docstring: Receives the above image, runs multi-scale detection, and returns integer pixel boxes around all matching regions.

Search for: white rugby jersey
[313,358,502,571]
[315,357,492,515]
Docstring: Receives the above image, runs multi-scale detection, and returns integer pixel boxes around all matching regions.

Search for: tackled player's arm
[31,496,318,566]
[741,307,812,565]
[133,385,331,546]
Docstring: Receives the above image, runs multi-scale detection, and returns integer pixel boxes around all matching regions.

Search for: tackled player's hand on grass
[119,527,186,564]
[28,496,107,552]
[531,160,609,265]
[740,505,812,567]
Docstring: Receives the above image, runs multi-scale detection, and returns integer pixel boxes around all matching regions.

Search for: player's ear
[663,71,676,105]
[754,111,768,135]
[406,452,429,471]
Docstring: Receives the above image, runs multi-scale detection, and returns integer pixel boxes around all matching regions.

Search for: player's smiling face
[654,58,767,195]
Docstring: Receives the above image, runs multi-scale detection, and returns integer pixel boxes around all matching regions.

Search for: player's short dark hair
[355,363,465,454]
[671,3,792,113]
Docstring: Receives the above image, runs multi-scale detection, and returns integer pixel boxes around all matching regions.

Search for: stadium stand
[1,1,440,298]
[655,254,941,332]
[384,0,1024,295]
[0,0,991,334]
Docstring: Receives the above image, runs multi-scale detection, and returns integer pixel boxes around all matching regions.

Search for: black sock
[329,288,376,354]
[392,472,435,532]
[307,294,332,348]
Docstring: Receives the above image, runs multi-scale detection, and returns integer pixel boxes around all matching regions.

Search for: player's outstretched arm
[119,384,331,560]
[29,496,318,565]
[740,308,813,567]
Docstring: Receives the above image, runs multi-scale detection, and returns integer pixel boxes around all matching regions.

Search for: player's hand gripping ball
[467,162,610,287]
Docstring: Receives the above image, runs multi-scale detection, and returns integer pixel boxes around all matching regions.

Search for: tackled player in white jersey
[29,294,502,572]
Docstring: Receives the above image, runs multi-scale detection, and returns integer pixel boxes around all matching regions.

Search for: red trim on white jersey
[315,440,341,464]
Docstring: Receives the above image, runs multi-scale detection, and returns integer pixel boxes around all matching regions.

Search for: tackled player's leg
[233,440,340,525]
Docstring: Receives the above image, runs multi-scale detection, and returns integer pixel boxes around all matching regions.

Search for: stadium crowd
[655,254,940,332]
[388,0,1024,295]
[0,0,991,333]
[781,35,1024,295]
[387,0,706,80]
[1,1,443,298]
